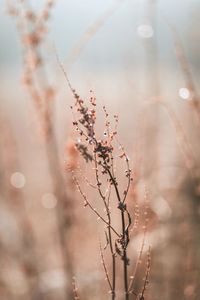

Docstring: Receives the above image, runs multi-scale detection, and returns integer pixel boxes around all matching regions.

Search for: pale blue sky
[0,0,200,71]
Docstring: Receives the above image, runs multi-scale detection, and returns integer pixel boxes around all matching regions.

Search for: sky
[0,0,199,72]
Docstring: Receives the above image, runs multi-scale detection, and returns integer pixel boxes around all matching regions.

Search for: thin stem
[105,164,129,299]
[73,174,120,238]
[106,168,121,204]
[94,154,116,298]
[121,210,129,300]
[99,239,113,293]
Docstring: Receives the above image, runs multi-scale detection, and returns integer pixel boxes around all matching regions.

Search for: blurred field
[1,1,200,300]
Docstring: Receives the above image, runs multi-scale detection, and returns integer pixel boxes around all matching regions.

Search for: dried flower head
[69,86,141,300]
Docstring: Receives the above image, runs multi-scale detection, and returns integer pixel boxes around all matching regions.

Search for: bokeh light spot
[10,172,26,189]
[41,193,57,209]
[179,87,191,100]
[137,24,154,38]
[39,269,66,292]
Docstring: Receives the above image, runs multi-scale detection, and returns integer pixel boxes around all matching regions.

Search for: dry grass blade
[99,238,113,292]
[65,0,127,69]
[167,20,200,124]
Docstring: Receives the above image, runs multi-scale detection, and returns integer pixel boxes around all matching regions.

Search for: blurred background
[0,0,200,299]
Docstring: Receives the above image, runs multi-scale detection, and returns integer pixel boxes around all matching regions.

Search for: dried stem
[66,82,134,300]
[7,1,74,298]
[167,21,200,125]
